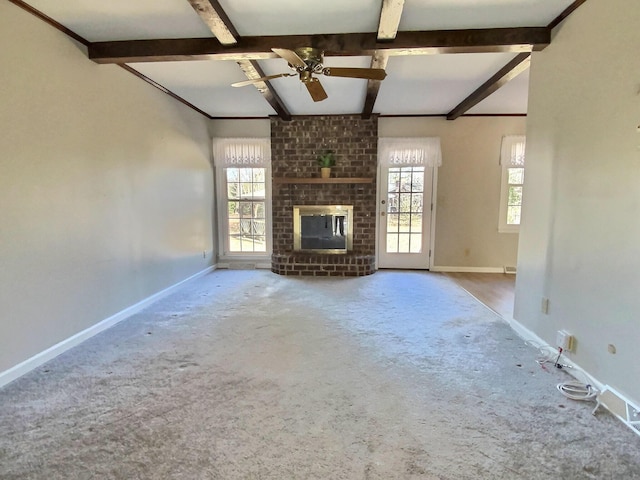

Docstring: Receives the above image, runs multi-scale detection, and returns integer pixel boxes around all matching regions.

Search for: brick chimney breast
[270,115,378,276]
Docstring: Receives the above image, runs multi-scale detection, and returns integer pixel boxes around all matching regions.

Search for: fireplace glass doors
[293,205,353,253]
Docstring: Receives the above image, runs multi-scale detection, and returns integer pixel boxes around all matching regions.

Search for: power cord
[556,381,598,401]
[524,340,599,402]
[525,341,571,369]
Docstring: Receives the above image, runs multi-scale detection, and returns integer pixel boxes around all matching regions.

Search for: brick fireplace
[271,114,378,276]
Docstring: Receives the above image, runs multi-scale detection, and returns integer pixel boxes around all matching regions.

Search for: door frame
[375,165,438,270]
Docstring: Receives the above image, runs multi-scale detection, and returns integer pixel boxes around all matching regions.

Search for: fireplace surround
[294,205,353,253]
[270,114,378,276]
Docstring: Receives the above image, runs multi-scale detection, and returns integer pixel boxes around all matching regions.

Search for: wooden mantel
[272,177,374,185]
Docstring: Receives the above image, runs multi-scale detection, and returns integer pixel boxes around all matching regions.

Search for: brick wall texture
[270,114,378,257]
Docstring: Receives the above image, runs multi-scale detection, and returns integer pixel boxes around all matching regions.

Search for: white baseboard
[506,317,640,436]
[506,317,604,392]
[431,266,505,273]
[0,265,216,389]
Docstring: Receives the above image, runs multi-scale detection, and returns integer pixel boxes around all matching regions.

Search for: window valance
[500,135,526,167]
[378,137,442,168]
[212,138,271,167]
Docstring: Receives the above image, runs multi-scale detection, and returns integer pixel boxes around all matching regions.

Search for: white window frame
[215,166,272,259]
[498,135,526,234]
[212,138,273,263]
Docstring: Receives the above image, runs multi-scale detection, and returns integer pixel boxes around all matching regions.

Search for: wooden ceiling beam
[377,0,405,41]
[547,0,588,30]
[185,0,290,120]
[186,0,239,45]
[442,1,588,121]
[236,60,291,120]
[361,0,405,119]
[446,52,531,120]
[88,27,550,64]
[362,52,389,120]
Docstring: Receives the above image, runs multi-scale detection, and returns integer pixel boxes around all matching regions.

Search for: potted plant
[317,150,335,178]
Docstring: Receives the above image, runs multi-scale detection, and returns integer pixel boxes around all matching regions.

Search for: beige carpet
[1,270,639,479]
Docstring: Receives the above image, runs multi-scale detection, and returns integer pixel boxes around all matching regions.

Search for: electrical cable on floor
[525,340,569,368]
[556,381,598,401]
[524,340,599,402]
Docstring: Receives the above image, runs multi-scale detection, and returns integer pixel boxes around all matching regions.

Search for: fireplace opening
[293,205,353,253]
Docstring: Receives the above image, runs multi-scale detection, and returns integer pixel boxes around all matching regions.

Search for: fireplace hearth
[270,203,374,276]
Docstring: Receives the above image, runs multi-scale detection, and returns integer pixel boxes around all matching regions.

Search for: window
[212,138,271,257]
[226,167,267,252]
[385,166,425,253]
[499,135,526,233]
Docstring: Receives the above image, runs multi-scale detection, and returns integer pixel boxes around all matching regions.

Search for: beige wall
[213,117,520,270]
[209,119,271,138]
[516,0,640,404]
[379,117,525,270]
[0,3,214,374]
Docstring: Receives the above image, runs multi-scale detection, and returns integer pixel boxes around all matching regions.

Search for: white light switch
[541,297,550,314]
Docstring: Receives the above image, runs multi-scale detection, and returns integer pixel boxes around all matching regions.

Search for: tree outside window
[499,136,526,233]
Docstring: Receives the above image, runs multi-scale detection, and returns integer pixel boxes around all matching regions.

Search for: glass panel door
[378,166,433,269]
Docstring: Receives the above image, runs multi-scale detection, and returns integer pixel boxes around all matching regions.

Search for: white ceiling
[21,0,577,119]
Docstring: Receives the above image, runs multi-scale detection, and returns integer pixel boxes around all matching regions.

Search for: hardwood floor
[442,272,515,320]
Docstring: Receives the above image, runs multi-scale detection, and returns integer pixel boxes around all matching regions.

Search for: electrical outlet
[556,330,574,352]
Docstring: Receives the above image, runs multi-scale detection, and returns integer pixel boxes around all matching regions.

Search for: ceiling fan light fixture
[231,47,387,101]
[299,70,313,83]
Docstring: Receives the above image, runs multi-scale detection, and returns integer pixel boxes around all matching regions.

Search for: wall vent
[593,386,640,437]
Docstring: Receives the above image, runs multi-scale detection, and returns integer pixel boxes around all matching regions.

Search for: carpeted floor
[1,270,639,479]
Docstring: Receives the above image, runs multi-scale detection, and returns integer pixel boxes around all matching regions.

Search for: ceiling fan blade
[231,73,293,87]
[272,48,307,69]
[322,67,387,80]
[304,78,328,102]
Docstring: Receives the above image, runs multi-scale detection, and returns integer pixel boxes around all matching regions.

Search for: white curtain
[378,137,442,168]
[212,138,271,167]
[500,135,526,166]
